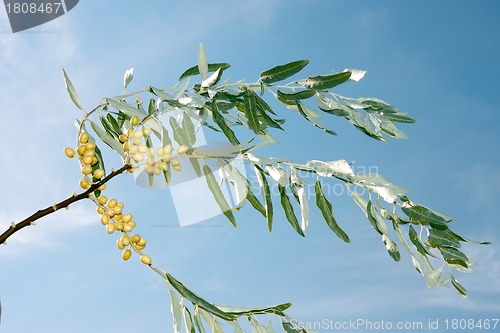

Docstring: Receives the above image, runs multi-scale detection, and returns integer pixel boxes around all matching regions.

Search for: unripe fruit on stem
[97,206,105,214]
[164,144,172,154]
[128,221,137,229]
[177,145,188,155]
[136,244,145,251]
[77,145,87,156]
[123,142,130,151]
[131,116,139,126]
[140,254,152,265]
[106,223,115,234]
[98,184,106,191]
[143,127,152,136]
[130,234,141,244]
[119,134,128,143]
[93,169,105,179]
[80,179,90,189]
[79,132,89,144]
[115,222,124,231]
[122,249,132,261]
[139,145,148,154]
[173,164,182,172]
[117,202,124,208]
[81,165,92,175]
[113,206,123,215]
[108,199,117,208]
[64,147,75,158]
[98,195,108,205]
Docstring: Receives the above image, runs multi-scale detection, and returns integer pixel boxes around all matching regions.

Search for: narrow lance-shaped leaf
[314,181,350,243]
[382,234,401,262]
[178,63,231,82]
[166,273,235,321]
[183,307,196,333]
[260,60,309,84]
[167,287,182,333]
[62,68,84,110]
[278,185,305,237]
[409,225,436,257]
[277,89,316,101]
[197,43,208,81]
[193,307,206,333]
[305,71,352,90]
[198,307,223,333]
[428,229,461,248]
[243,89,261,134]
[123,67,134,90]
[426,267,443,289]
[439,247,470,268]
[366,201,385,235]
[203,165,237,227]
[215,303,291,317]
[402,205,449,230]
[89,120,125,157]
[254,165,273,232]
[211,101,240,145]
[450,274,467,297]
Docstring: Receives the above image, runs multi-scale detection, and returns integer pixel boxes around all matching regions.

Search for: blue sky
[1,1,499,332]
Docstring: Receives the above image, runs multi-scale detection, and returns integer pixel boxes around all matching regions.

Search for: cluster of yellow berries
[120,116,188,174]
[64,128,152,266]
[96,195,151,265]
[64,132,106,190]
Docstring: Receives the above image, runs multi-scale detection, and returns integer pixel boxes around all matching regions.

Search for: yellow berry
[64,147,75,158]
[130,234,141,244]
[154,167,161,175]
[131,116,139,126]
[162,154,171,163]
[80,178,90,189]
[123,223,134,233]
[140,254,152,265]
[120,235,130,246]
[77,145,87,156]
[106,223,115,234]
[105,209,115,217]
[144,165,154,174]
[117,239,125,250]
[100,215,110,225]
[93,169,105,179]
[96,206,105,214]
[82,156,94,165]
[79,132,89,144]
[122,213,133,223]
[81,165,92,175]
[122,249,132,261]
[85,142,97,150]
[97,195,108,205]
[171,158,181,167]
[137,237,146,247]
[117,202,124,208]
[133,153,144,162]
[136,244,145,251]
[133,130,143,139]
[113,206,123,215]
[128,221,137,229]
[156,148,164,157]
[177,145,188,155]
[119,133,128,143]
[115,221,124,231]
[98,184,106,191]
[143,127,152,136]
[129,145,138,155]
[107,199,117,208]
[164,144,172,154]
[173,164,182,172]
[123,142,130,151]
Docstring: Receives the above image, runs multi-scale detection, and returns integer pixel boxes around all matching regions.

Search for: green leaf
[282,320,308,333]
[106,114,122,135]
[215,303,291,317]
[62,69,84,110]
[316,94,350,117]
[260,60,309,84]
[428,229,461,248]
[243,89,261,134]
[402,205,449,230]
[277,89,316,101]
[314,181,350,243]
[305,71,351,90]
[166,273,235,321]
[294,103,337,135]
[197,43,209,81]
[107,98,146,120]
[178,63,231,82]
[366,201,386,235]
[147,97,156,115]
[439,247,470,268]
[198,307,223,333]
[409,225,436,257]
[450,274,467,297]
[211,101,240,145]
[167,287,183,333]
[89,120,125,157]
[382,234,401,262]
[348,188,368,217]
[254,165,273,232]
[383,113,417,123]
[246,183,266,217]
[181,113,197,146]
[193,307,206,333]
[279,185,305,237]
[203,165,237,227]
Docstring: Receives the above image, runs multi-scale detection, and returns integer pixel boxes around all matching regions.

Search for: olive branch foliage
[1,44,488,333]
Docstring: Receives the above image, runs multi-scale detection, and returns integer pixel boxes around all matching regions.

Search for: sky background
[1,1,499,332]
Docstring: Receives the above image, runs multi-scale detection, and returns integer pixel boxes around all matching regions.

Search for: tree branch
[0,164,131,245]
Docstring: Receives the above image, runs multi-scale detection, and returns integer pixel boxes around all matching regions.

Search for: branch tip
[10,221,15,228]
[52,203,57,211]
